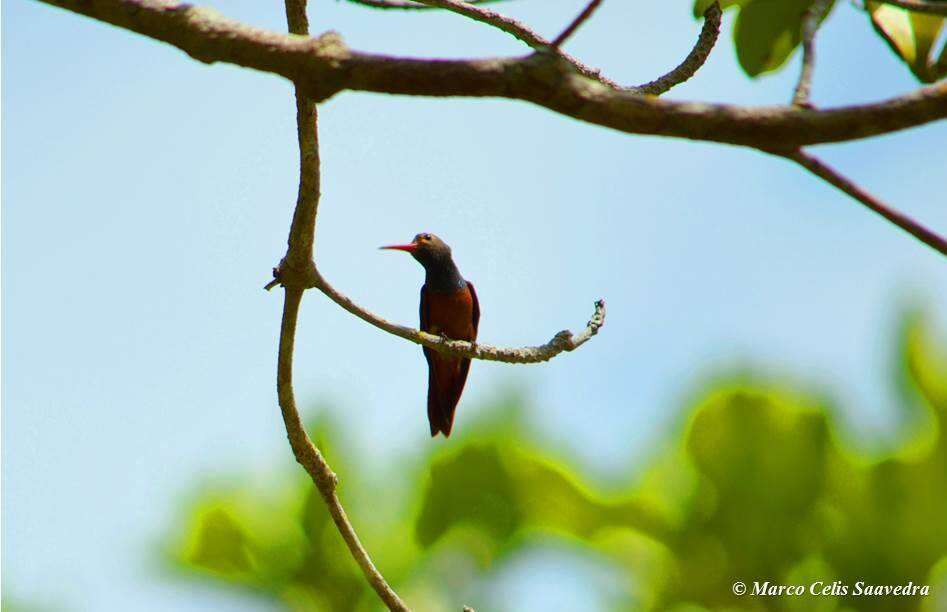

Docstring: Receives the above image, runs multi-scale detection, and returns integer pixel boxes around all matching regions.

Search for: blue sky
[3,0,946,610]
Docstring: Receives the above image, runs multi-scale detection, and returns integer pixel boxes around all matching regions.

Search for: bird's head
[380,232,452,268]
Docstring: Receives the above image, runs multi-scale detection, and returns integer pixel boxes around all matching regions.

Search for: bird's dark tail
[426,355,472,437]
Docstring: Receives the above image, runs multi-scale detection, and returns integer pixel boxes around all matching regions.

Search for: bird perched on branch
[381,233,479,437]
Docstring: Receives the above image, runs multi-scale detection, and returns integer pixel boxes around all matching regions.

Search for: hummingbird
[381,233,479,437]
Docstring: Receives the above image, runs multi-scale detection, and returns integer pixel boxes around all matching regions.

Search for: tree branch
[35,0,945,149]
[306,268,606,363]
[792,0,830,107]
[782,149,947,257]
[551,0,604,49]
[343,0,506,9]
[276,1,409,610]
[631,1,722,96]
[870,0,947,15]
[277,289,411,612]
[267,265,605,362]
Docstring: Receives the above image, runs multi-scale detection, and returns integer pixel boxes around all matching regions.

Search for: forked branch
[37,0,945,149]
[396,0,723,93]
[275,1,409,610]
[272,0,606,604]
[266,266,606,363]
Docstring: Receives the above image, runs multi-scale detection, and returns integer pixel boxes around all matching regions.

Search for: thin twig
[632,1,722,95]
[551,0,604,48]
[407,0,547,49]
[783,149,947,257]
[406,0,619,85]
[793,0,830,107]
[277,1,410,611]
[343,0,506,9]
[354,0,716,91]
[870,0,947,15]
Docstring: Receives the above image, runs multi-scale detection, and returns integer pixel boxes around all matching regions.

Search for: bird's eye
[420,234,431,241]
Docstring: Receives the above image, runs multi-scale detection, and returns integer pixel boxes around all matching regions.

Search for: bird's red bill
[380,243,418,252]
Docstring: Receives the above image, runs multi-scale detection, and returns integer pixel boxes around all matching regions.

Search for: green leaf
[867,2,946,82]
[734,0,812,77]
[694,0,837,77]
[871,3,946,79]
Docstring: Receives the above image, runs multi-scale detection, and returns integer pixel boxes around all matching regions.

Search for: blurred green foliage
[0,597,57,612]
[692,0,946,82]
[167,314,947,610]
